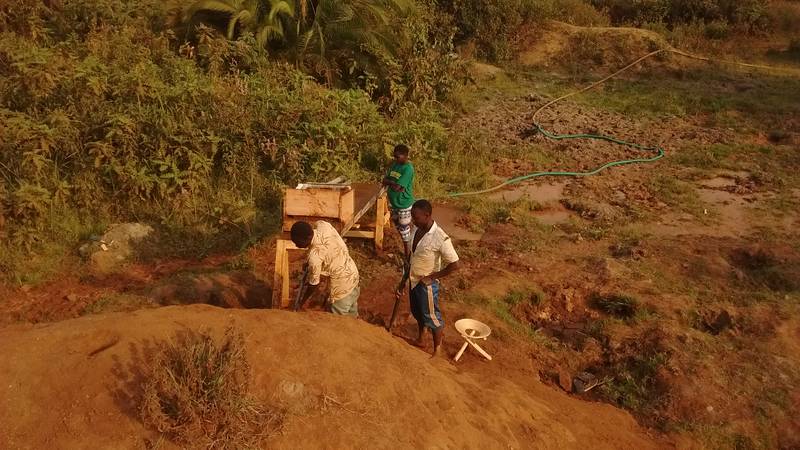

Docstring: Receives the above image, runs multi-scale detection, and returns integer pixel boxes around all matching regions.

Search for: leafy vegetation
[0,0,462,278]
[2,1,800,449]
[181,0,467,108]
[591,0,771,31]
[599,349,669,418]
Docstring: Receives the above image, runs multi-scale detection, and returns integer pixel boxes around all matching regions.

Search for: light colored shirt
[409,221,459,288]
[307,221,360,302]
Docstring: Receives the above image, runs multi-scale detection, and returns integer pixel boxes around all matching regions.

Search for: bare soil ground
[0,305,661,449]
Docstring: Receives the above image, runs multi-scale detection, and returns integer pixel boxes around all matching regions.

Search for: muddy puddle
[488,181,577,225]
[698,189,755,224]
[533,206,576,225]
[698,177,739,189]
[488,181,568,203]
[655,185,768,237]
[697,171,751,189]
[432,203,484,241]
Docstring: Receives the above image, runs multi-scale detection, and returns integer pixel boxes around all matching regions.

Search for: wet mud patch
[488,181,567,203]
[432,203,484,241]
[728,246,800,293]
[149,271,272,309]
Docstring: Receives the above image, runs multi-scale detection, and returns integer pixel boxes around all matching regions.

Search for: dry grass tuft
[140,327,283,449]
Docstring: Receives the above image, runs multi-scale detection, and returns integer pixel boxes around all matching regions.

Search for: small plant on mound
[503,287,547,307]
[140,327,283,449]
[589,293,639,319]
[789,38,800,58]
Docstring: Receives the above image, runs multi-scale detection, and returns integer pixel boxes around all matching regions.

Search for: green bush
[704,20,730,39]
[590,0,770,31]
[555,0,611,26]
[436,0,567,61]
[766,1,800,35]
[591,0,669,25]
[0,0,454,267]
[180,0,467,111]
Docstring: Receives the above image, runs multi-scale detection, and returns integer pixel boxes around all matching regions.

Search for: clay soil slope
[0,305,661,449]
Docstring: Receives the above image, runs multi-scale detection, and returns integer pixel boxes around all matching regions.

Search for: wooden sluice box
[272,180,388,308]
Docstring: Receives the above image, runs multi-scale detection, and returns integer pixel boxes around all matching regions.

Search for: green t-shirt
[386,162,415,209]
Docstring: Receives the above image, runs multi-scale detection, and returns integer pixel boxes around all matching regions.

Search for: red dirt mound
[0,305,660,449]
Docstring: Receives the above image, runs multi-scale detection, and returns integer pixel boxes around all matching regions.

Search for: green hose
[445,124,665,198]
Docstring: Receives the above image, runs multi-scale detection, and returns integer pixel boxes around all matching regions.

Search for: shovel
[386,256,410,332]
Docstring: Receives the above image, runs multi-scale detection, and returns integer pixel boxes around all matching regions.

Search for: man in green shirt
[382,144,415,258]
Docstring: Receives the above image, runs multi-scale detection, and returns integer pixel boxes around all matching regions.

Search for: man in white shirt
[407,199,460,357]
[290,220,360,317]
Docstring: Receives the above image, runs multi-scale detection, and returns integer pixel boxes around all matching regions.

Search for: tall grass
[140,328,283,448]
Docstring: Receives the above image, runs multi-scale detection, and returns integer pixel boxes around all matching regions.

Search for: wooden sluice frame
[272,179,388,308]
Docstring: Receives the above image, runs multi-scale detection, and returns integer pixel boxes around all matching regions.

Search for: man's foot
[431,329,444,358]
[415,325,426,348]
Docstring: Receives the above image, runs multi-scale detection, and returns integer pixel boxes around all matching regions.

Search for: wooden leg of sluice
[374,193,387,251]
[272,239,285,309]
[281,243,290,308]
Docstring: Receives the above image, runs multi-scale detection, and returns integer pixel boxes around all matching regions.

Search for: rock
[596,257,624,281]
[64,294,79,303]
[278,379,305,399]
[580,338,605,366]
[361,311,387,328]
[560,288,577,313]
[572,372,598,394]
[87,223,153,273]
[526,93,544,102]
[703,309,733,335]
[767,130,790,144]
[276,380,312,413]
[558,368,572,393]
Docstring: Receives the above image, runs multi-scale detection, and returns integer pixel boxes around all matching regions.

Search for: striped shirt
[307,221,360,302]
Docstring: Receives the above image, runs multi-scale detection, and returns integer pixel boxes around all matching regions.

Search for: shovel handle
[292,266,310,311]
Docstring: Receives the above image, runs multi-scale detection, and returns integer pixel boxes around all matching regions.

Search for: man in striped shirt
[291,220,360,317]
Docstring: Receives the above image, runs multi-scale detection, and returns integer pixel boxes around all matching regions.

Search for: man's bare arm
[421,261,460,285]
[298,282,319,308]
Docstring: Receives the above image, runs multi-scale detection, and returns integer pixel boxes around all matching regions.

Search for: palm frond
[227,10,251,39]
[184,0,237,23]
[298,28,315,58]
[256,24,285,47]
[269,1,294,21]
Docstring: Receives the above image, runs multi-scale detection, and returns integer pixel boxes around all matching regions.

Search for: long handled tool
[386,258,410,332]
[291,265,310,311]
